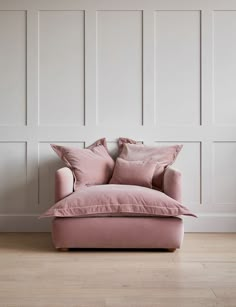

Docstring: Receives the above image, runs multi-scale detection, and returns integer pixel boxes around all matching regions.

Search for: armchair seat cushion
[41,184,196,218]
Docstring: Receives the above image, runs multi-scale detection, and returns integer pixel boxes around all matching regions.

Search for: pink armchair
[52,167,184,251]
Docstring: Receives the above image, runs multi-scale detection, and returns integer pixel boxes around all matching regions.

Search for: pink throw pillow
[119,143,183,190]
[109,158,157,188]
[51,138,115,191]
[118,137,137,153]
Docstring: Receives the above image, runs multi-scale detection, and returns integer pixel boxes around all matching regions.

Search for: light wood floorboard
[0,233,236,307]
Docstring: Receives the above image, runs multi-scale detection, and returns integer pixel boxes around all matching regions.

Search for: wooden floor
[0,233,236,307]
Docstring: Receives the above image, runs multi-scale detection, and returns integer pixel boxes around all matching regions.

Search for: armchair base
[52,216,184,249]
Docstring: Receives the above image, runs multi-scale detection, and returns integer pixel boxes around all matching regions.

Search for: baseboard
[183,213,236,232]
[0,214,236,232]
[0,215,52,232]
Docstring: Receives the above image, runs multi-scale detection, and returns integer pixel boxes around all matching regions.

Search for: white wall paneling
[0,11,26,126]
[155,10,201,126]
[213,11,236,126]
[39,10,85,126]
[96,10,143,126]
[0,142,27,214]
[1,0,236,231]
[212,142,236,209]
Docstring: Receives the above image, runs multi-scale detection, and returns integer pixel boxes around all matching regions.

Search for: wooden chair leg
[167,248,176,252]
[57,248,69,252]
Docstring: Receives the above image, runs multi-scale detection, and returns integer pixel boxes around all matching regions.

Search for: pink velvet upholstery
[163,167,182,203]
[109,158,157,188]
[52,216,184,249]
[119,143,183,190]
[43,184,195,218]
[118,137,137,153]
[52,166,185,250]
[55,167,74,203]
[54,166,182,203]
[51,140,114,190]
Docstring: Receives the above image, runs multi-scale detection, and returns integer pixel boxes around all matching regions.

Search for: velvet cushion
[119,143,183,190]
[51,138,115,191]
[109,158,156,188]
[118,137,137,153]
[40,184,196,218]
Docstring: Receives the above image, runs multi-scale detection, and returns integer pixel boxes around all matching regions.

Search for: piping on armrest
[163,167,182,203]
[55,167,74,203]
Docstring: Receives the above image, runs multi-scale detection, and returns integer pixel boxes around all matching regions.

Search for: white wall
[0,0,236,232]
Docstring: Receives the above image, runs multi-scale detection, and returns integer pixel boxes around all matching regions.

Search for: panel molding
[212,141,236,207]
[96,10,143,126]
[201,9,213,126]
[143,9,155,127]
[0,10,27,127]
[27,9,39,127]
[0,142,27,214]
[38,10,85,126]
[154,10,201,127]
[85,9,97,126]
[213,10,236,126]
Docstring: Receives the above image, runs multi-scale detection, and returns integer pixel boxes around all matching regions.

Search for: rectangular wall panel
[213,142,236,205]
[97,11,143,126]
[38,142,84,211]
[0,11,26,126]
[213,11,236,125]
[39,11,85,126]
[0,143,27,213]
[155,11,201,126]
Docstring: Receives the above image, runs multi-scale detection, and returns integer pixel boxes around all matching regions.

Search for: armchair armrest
[55,167,74,202]
[163,167,182,203]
